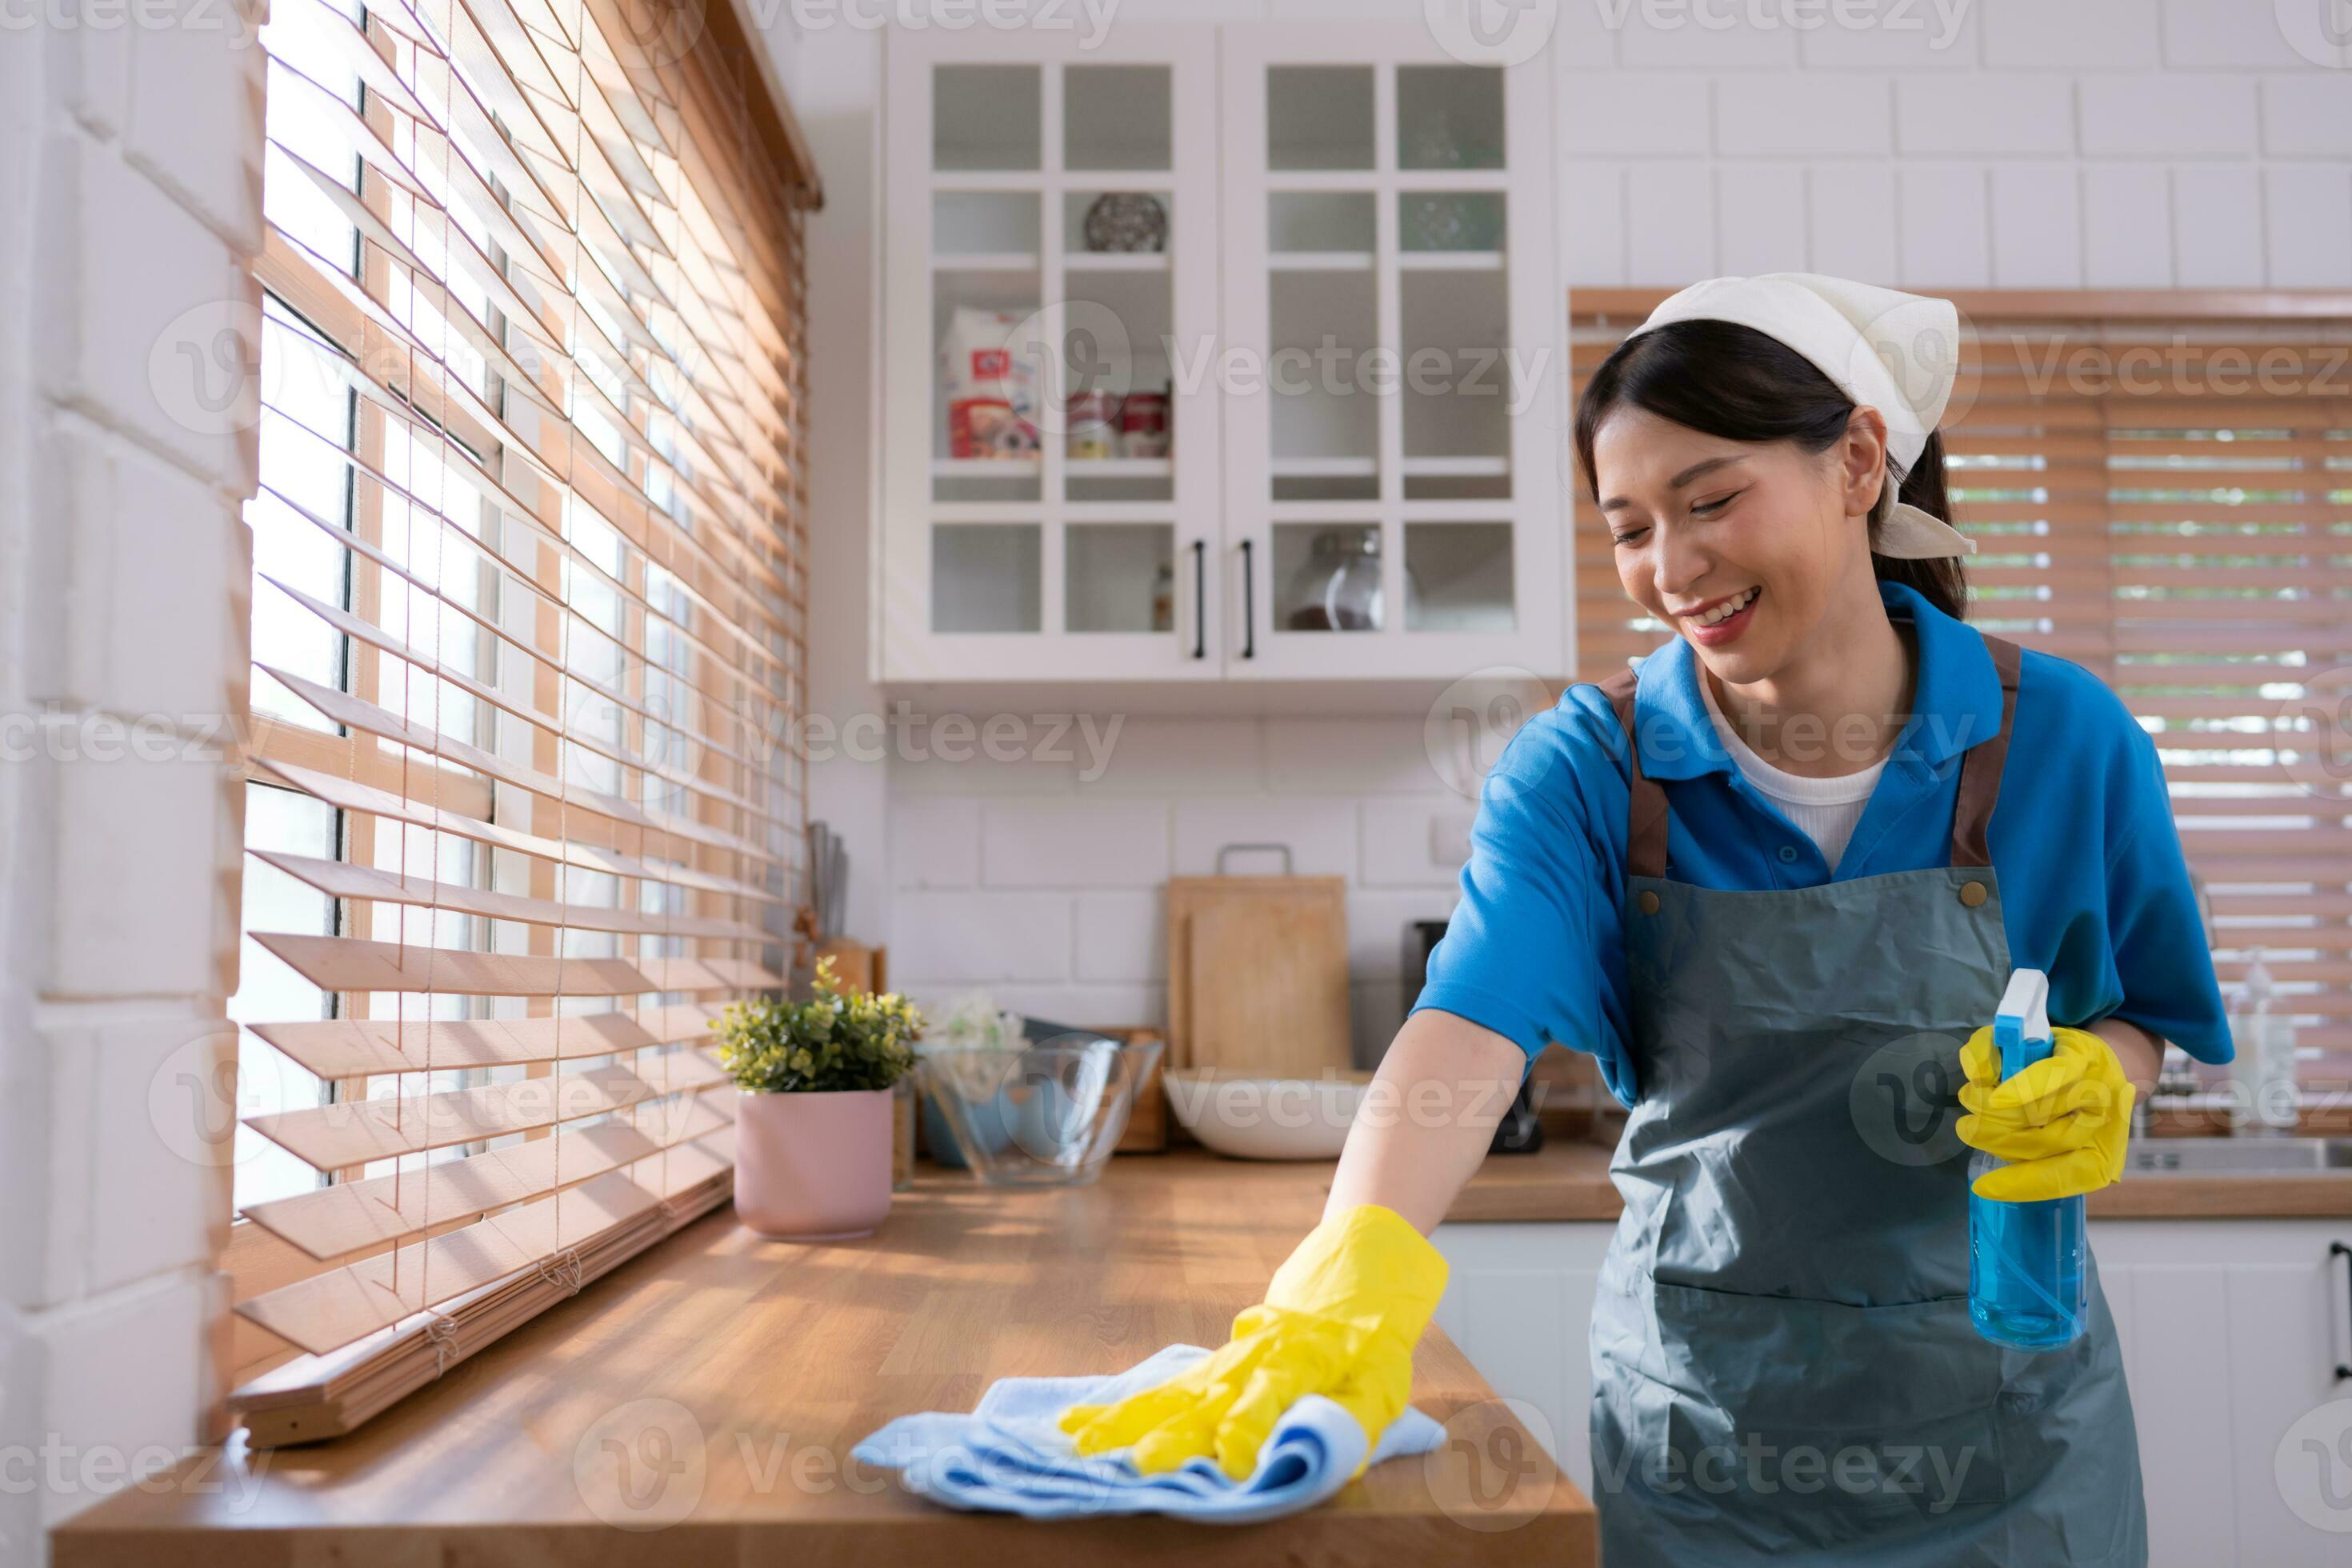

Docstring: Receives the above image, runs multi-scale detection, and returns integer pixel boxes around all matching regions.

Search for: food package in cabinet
[940,307,1039,459]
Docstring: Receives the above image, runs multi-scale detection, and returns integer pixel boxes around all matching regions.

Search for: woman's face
[1590,405,1884,686]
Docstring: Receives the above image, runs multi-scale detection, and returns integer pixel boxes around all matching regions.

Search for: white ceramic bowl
[1163,1068,1375,1160]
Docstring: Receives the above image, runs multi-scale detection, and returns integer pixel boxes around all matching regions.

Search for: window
[225,0,817,1439]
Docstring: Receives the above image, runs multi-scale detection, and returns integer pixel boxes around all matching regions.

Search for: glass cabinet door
[1222,29,1561,679]
[882,30,1219,681]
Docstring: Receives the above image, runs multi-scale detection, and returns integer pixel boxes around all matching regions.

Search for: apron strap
[1950,631,2025,869]
[1599,629,2024,882]
[1598,665,1671,880]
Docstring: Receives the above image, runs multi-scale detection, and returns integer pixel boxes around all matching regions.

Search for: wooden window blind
[226,0,818,1442]
[1571,291,2352,1106]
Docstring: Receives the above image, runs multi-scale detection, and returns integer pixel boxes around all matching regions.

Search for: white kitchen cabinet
[1432,1216,2352,1566]
[881,27,1223,682]
[876,26,1566,682]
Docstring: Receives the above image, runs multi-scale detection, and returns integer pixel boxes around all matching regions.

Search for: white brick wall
[1552,7,2352,287]
[2,9,253,1563]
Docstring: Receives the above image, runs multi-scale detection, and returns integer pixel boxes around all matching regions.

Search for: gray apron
[1587,634,2146,1566]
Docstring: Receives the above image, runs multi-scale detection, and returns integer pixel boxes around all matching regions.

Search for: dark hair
[1571,319,1968,622]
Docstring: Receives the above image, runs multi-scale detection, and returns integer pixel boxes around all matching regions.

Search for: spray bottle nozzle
[1995,969,2054,1083]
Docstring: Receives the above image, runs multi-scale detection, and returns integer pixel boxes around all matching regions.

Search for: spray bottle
[1968,968,2089,1351]
[2235,947,2300,1137]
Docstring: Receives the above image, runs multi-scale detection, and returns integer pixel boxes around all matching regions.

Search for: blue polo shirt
[1414,579,2234,1107]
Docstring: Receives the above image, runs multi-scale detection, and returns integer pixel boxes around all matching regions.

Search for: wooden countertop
[54,1154,1594,1568]
[1449,1128,2352,1222]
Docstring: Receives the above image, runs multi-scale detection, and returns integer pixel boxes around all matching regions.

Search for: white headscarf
[1626,273,1975,560]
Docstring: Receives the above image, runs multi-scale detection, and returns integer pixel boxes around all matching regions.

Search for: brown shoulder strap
[1950,633,2024,870]
[1598,666,1670,880]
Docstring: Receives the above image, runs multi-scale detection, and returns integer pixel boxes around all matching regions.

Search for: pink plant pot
[734,1086,895,1241]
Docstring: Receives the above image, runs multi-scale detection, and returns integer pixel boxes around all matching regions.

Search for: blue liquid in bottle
[1967,970,2089,1351]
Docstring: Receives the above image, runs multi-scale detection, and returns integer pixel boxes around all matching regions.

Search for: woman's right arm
[1325,1009,1530,1233]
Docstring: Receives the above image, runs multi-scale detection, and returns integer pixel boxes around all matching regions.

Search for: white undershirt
[1698,674,1886,874]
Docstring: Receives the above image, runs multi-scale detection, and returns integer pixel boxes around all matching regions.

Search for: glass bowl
[916,1036,1162,1186]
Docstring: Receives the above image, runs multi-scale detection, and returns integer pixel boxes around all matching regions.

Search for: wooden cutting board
[1166,876,1350,1078]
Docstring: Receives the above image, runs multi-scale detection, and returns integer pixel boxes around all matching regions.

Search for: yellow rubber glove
[1055,1204,1448,1482]
[1957,1023,2136,1202]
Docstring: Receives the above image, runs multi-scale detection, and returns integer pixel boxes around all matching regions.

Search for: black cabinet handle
[1190,538,1206,660]
[1239,539,1255,660]
[2333,1242,2351,1382]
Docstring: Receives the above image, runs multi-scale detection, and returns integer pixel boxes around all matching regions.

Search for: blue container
[1968,969,2089,1351]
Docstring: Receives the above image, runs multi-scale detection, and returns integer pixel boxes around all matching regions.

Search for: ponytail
[1870,430,1968,622]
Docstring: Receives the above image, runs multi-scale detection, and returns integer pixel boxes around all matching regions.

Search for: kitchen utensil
[918,1036,1162,1186]
[1162,1068,1374,1161]
[1166,846,1350,1080]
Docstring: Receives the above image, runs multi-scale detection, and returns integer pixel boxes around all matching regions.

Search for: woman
[1058,275,2232,1565]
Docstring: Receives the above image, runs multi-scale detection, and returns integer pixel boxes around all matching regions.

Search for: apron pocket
[1594,1277,2012,1554]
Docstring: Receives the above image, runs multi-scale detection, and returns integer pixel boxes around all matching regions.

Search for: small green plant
[715,957,925,1094]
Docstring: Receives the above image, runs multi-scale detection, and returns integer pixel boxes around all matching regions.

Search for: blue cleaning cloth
[850,1342,1446,1523]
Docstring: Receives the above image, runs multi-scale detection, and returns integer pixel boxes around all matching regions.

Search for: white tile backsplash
[1895,73,2075,156]
[1715,72,1893,157]
[890,891,1072,982]
[2082,164,2175,287]
[979,798,1171,888]
[2081,73,2258,157]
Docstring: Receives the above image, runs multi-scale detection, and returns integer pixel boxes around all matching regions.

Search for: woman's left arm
[2088,1016,2162,1101]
